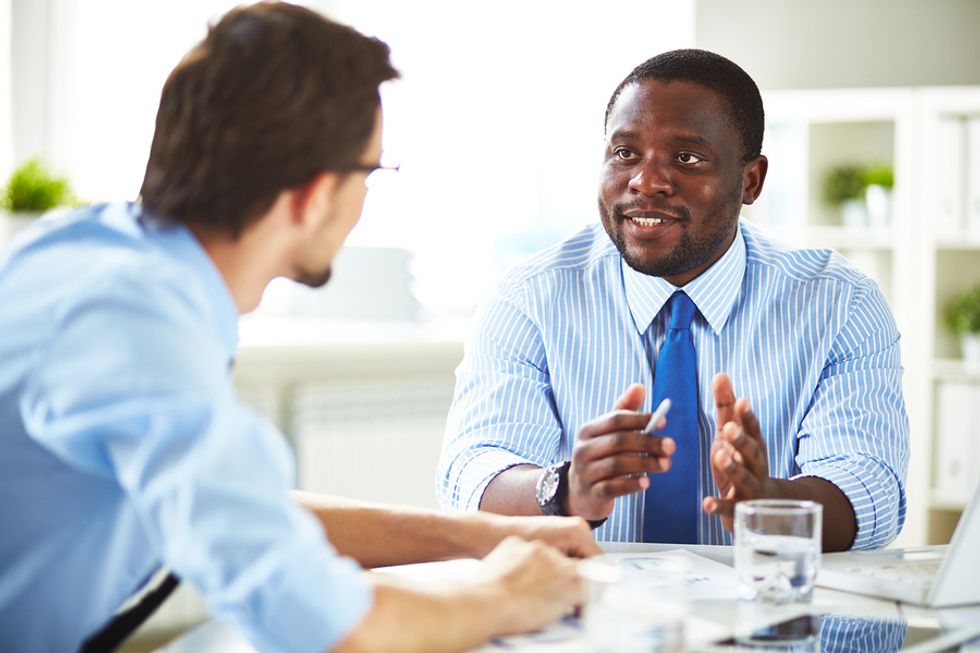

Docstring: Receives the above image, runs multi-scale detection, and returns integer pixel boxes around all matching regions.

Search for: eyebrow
[607,129,643,142]
[606,129,714,149]
[672,133,712,148]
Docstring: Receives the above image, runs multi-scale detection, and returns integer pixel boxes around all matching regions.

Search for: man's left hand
[703,372,777,531]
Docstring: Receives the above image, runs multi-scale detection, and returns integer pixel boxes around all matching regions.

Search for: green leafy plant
[862,164,894,190]
[3,159,73,214]
[822,164,865,206]
[946,286,980,335]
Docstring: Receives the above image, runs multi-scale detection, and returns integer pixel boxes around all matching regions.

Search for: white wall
[695,0,980,90]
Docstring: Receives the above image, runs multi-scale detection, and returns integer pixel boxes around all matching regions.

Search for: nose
[627,159,673,196]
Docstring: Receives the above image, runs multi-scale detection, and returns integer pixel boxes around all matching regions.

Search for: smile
[629,216,668,227]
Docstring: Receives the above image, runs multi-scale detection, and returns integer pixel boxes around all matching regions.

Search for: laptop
[818,481,980,607]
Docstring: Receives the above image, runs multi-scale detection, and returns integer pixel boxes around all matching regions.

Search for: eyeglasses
[338,163,401,175]
[335,162,400,189]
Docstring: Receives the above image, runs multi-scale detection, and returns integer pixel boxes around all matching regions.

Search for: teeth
[630,217,666,227]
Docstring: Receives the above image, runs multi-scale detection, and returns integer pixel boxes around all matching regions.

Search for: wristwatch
[535,461,607,530]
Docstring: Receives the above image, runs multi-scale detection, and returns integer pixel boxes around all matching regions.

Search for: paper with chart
[599,548,742,600]
[479,550,737,651]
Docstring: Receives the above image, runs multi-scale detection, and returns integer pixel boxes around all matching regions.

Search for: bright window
[7,0,695,318]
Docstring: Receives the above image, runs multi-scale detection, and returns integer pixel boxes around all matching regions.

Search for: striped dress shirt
[437,221,909,549]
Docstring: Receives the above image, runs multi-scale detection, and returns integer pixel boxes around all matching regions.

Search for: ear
[290,172,340,229]
[740,155,768,205]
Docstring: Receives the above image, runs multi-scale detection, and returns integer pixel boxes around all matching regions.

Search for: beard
[599,185,742,280]
[294,265,333,289]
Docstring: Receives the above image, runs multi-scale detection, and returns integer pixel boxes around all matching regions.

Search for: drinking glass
[734,499,822,604]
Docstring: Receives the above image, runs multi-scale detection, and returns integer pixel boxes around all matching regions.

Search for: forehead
[606,79,738,153]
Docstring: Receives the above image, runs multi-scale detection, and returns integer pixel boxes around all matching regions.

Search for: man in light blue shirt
[0,5,598,653]
[437,50,909,552]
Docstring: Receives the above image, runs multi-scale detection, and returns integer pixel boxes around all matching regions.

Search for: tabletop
[156,543,980,653]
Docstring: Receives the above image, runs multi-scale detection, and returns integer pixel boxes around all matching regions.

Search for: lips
[619,210,684,228]
[626,215,673,227]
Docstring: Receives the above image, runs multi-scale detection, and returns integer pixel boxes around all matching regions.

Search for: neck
[190,217,286,314]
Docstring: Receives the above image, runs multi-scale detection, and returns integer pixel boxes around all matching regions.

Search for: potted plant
[862,164,894,230]
[822,164,867,228]
[1,159,74,250]
[945,285,980,371]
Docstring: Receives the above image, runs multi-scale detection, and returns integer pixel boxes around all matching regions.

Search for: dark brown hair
[605,49,764,164]
[139,2,399,236]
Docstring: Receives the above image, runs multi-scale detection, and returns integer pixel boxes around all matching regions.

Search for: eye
[613,147,637,162]
[677,152,704,164]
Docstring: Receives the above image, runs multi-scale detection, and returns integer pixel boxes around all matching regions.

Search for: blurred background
[2,0,980,646]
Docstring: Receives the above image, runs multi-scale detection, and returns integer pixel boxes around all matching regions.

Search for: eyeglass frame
[333,163,400,175]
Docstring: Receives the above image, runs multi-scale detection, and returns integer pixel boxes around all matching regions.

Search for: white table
[156,544,980,652]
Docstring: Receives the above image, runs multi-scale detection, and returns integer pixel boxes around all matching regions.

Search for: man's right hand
[479,536,586,635]
[566,383,676,521]
[335,535,586,652]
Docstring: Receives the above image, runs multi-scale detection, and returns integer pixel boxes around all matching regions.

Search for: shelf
[932,358,980,382]
[766,225,894,251]
[935,237,980,250]
[930,492,971,511]
[777,87,980,547]
[804,226,894,250]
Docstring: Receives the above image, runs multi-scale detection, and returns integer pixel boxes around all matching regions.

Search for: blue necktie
[643,291,699,543]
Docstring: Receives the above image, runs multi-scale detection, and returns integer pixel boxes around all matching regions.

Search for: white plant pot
[840,199,869,229]
[865,185,892,230]
[962,334,980,372]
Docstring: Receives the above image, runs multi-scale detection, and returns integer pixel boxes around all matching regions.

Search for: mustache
[615,201,691,221]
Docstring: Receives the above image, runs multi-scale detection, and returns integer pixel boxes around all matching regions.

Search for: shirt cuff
[226,511,373,653]
[792,460,901,551]
[455,448,535,511]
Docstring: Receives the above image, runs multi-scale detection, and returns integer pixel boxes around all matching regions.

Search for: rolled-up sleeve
[794,279,909,550]
[437,279,564,511]
[22,276,372,653]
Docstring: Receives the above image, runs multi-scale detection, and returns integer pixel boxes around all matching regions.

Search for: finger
[589,475,654,501]
[612,383,646,412]
[575,431,676,462]
[556,519,603,558]
[734,398,770,470]
[576,453,673,486]
[702,495,737,518]
[720,422,766,478]
[722,455,766,499]
[708,436,735,478]
[710,442,740,495]
[712,373,736,431]
[576,410,651,441]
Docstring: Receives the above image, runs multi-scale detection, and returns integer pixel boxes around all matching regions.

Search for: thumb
[612,383,646,411]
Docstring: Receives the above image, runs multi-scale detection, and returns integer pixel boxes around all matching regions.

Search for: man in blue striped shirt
[437,49,909,551]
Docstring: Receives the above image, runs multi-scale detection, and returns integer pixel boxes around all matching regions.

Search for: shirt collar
[622,223,746,336]
[128,203,240,362]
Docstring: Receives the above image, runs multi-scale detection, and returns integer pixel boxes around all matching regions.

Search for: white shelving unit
[743,86,980,547]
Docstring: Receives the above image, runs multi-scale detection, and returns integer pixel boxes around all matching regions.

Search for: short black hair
[604,49,764,163]
[140,2,399,237]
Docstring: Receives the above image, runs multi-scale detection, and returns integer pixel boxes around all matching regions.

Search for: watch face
[537,466,560,505]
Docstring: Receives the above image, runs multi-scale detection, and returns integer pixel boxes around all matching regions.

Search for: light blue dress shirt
[0,204,371,653]
[437,221,909,549]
